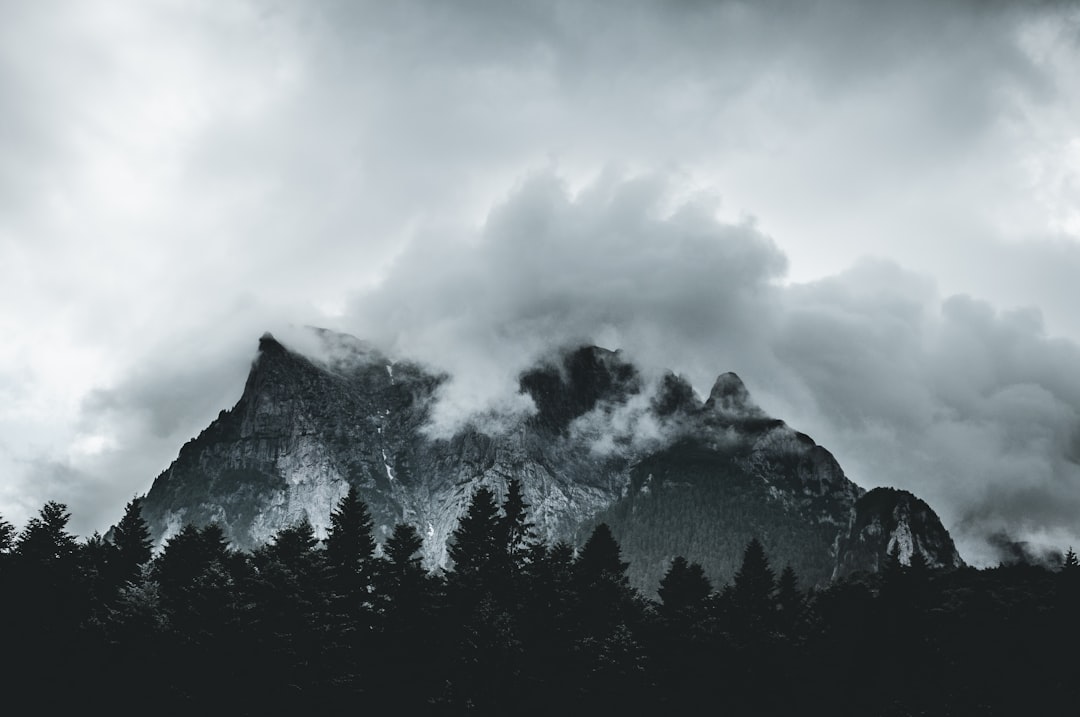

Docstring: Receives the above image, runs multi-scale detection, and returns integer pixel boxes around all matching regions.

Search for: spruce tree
[448,486,502,582]
[500,478,536,568]
[576,523,630,586]
[775,565,804,636]
[658,556,712,616]
[16,501,78,564]
[111,497,153,585]
[323,484,377,614]
[730,537,776,637]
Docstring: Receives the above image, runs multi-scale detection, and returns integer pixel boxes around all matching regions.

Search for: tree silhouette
[775,565,804,637]
[576,523,630,586]
[324,485,377,611]
[500,478,536,569]
[448,486,503,583]
[730,537,776,640]
[111,497,153,583]
[732,538,775,608]
[658,556,711,617]
[16,501,78,564]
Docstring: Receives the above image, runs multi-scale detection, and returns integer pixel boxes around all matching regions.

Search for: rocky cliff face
[833,487,965,577]
[140,329,963,591]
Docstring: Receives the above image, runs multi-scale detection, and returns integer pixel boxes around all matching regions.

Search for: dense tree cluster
[1,482,1077,715]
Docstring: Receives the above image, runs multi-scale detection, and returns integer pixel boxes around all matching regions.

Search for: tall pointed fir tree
[324,485,377,603]
[321,484,379,699]
[658,556,712,618]
[500,478,536,570]
[730,537,776,637]
[447,486,503,589]
[110,497,154,588]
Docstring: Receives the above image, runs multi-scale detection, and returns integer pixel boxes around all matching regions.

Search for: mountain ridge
[139,329,963,591]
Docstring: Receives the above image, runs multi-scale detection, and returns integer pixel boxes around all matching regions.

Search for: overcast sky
[2,0,1079,565]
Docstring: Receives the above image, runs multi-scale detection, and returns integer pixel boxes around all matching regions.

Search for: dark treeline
[1,483,1077,715]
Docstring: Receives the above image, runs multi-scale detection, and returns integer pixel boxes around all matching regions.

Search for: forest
[0,480,1075,716]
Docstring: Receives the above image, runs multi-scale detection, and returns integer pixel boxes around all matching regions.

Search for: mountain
[140,329,963,591]
[834,487,965,576]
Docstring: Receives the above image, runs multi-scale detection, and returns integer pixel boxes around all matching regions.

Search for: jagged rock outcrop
[140,329,963,591]
[833,487,965,577]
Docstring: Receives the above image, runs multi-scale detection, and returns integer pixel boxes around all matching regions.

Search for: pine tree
[730,537,776,637]
[111,497,153,583]
[658,556,712,616]
[1063,547,1078,571]
[16,501,78,564]
[500,478,536,568]
[11,502,83,659]
[576,523,630,586]
[775,565,803,635]
[384,522,424,573]
[448,486,503,582]
[732,537,775,607]
[574,524,638,640]
[378,522,428,619]
[267,517,319,568]
[321,484,379,691]
[324,485,377,592]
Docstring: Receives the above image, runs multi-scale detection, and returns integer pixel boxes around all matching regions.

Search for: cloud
[343,168,787,436]
[768,265,1080,565]
[2,0,1079,566]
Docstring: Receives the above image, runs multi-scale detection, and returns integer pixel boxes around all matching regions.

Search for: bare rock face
[140,329,962,591]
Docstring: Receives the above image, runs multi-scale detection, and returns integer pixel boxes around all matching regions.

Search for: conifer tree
[730,537,776,636]
[324,485,377,592]
[267,517,319,568]
[0,514,13,555]
[576,523,630,585]
[378,523,428,620]
[775,565,804,636]
[732,538,775,606]
[500,478,536,568]
[16,501,78,564]
[448,486,502,581]
[384,522,424,573]
[111,497,153,583]
[658,556,712,616]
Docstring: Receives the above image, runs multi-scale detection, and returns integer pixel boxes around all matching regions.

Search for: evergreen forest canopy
[1,485,1077,715]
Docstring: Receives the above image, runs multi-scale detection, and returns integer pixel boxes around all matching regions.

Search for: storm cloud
[2,0,1079,564]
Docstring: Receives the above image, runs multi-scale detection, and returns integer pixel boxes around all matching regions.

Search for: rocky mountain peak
[702,371,766,419]
[834,487,965,577]
[519,345,640,432]
[652,372,698,417]
[258,331,285,353]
